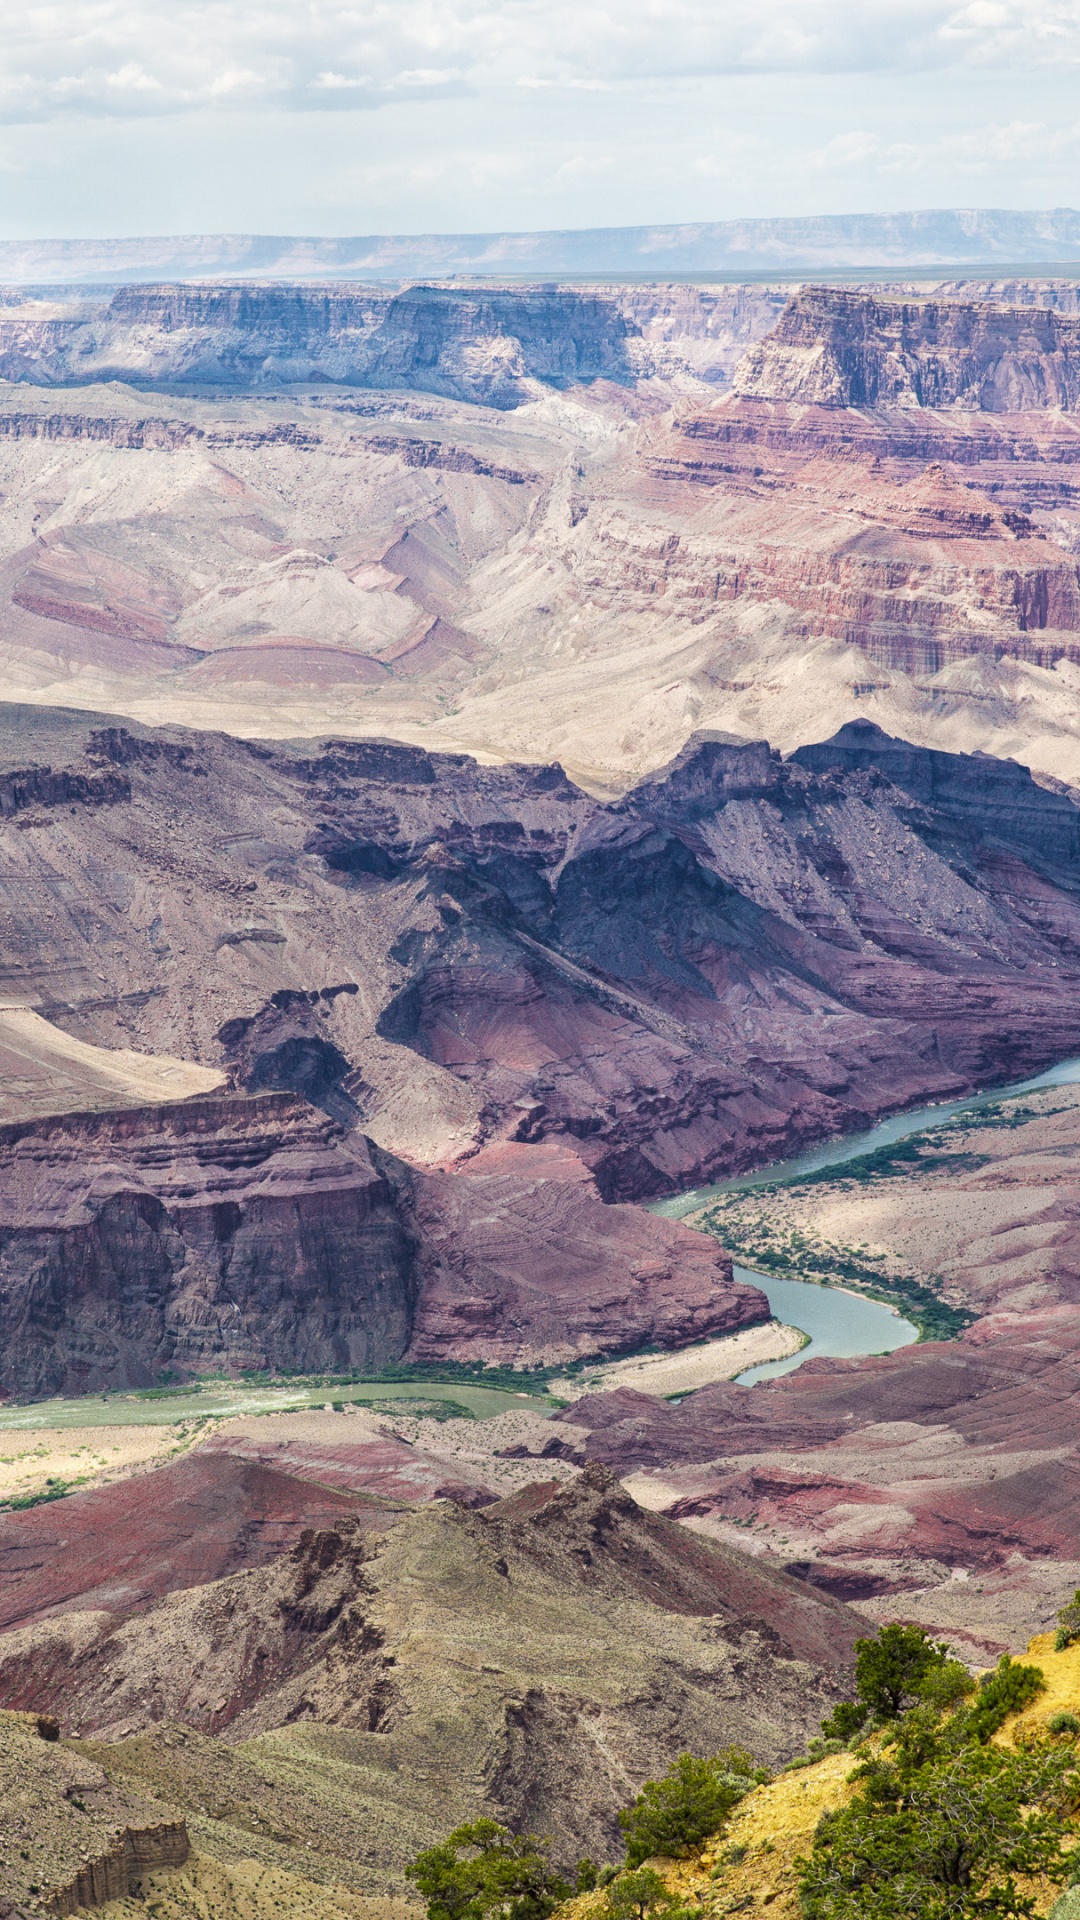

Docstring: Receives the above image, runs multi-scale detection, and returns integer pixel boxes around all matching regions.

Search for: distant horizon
[6,207,1080,286]
[5,204,1080,242]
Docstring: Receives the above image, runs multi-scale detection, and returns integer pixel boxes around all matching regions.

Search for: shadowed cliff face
[5,704,1080,1385]
[0,284,648,408]
[0,1095,419,1397]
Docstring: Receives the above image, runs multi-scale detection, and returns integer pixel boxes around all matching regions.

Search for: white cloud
[5,1,1080,123]
[813,115,1080,174]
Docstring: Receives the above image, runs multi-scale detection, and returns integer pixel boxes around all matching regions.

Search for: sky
[2,1,1080,237]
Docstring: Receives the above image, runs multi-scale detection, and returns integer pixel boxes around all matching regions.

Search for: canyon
[3,704,1080,1389]
[7,274,1080,1918]
[5,279,1080,788]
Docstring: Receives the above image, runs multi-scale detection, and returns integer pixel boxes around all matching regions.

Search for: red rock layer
[551,1305,1080,1650]
[0,1453,387,1632]
[404,1141,764,1366]
[630,396,1080,675]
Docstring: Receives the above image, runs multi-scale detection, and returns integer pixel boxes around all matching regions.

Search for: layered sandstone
[404,1142,757,1366]
[0,1094,418,1396]
[733,285,1080,411]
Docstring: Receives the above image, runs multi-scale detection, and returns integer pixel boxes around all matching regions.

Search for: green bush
[960,1655,1045,1745]
[603,1867,686,1920]
[618,1751,759,1868]
[1050,1712,1080,1737]
[820,1700,872,1744]
[407,1819,591,1920]
[799,1725,1079,1919]
[1058,1590,1080,1651]
[823,1624,965,1743]
[854,1623,952,1719]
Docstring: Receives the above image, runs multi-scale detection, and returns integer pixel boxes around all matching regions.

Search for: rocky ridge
[0,1469,859,1888]
[0,283,787,408]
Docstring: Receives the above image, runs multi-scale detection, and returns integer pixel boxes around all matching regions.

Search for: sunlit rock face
[5,280,1080,787]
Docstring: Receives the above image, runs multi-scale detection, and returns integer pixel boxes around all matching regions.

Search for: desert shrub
[799,1726,1079,1919]
[603,1867,687,1920]
[1050,1712,1080,1737]
[618,1750,761,1868]
[820,1700,872,1744]
[958,1655,1045,1745]
[407,1819,592,1920]
[1057,1590,1080,1650]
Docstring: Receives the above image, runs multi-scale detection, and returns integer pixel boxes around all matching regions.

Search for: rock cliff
[733,285,1080,410]
[0,1094,418,1396]
[0,284,649,407]
[7,706,1080,1204]
[0,1708,188,1915]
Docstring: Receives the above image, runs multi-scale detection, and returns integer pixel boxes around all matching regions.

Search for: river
[653,1054,1080,1387]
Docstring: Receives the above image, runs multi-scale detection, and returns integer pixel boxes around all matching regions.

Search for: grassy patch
[0,1473,89,1510]
[234,1360,556,1397]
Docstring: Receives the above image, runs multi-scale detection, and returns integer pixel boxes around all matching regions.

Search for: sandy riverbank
[550,1318,805,1400]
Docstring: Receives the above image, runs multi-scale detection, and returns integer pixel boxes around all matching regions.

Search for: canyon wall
[0,282,789,404]
[734,285,1080,410]
[0,1094,419,1396]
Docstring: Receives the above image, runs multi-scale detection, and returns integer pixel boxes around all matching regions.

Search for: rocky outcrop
[0,1094,419,1395]
[0,761,129,816]
[10,706,1080,1210]
[9,706,1080,1384]
[0,1708,188,1915]
[734,286,1080,410]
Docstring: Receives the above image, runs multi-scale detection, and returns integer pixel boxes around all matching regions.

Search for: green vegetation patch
[693,1203,974,1343]
[0,1472,88,1511]
[796,1624,1073,1920]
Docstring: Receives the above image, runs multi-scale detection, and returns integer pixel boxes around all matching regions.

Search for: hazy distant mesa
[4,208,1080,284]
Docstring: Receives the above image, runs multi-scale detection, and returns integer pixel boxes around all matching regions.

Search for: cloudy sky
[3,0,1080,236]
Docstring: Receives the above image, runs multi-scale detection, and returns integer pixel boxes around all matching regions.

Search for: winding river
[652,1054,1080,1387]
